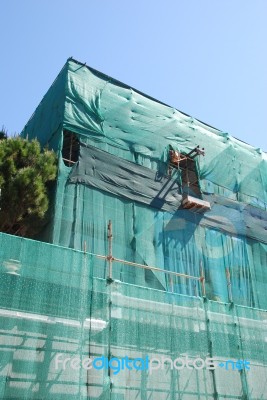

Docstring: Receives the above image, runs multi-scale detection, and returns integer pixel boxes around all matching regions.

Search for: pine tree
[0,135,57,237]
[0,126,7,140]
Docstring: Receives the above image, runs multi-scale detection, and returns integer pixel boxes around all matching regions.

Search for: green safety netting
[22,58,267,208]
[20,58,267,305]
[1,57,265,398]
[0,233,267,399]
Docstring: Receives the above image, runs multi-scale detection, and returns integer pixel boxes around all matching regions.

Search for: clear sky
[1,0,266,151]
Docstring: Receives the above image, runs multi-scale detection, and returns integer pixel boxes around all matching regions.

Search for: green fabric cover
[22,58,267,208]
[0,233,266,399]
[21,57,267,305]
[14,58,267,398]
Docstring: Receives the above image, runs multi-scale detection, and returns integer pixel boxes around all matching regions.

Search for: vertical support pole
[107,220,113,281]
[107,220,113,395]
[81,240,89,396]
[194,281,198,298]
[169,275,174,293]
[200,261,206,297]
[226,268,233,303]
[69,132,73,166]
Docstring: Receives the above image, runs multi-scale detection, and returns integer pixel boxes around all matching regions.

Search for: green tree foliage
[0,126,7,140]
[0,135,57,237]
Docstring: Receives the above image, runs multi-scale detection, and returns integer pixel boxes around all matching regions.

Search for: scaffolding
[13,56,267,399]
[0,231,266,399]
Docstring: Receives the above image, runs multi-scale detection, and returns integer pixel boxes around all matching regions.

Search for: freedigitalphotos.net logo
[55,354,250,375]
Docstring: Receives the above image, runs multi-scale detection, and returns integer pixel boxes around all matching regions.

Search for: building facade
[0,58,266,399]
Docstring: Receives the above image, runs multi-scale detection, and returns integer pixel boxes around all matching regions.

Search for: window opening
[168,146,211,212]
[169,146,204,198]
[62,130,80,167]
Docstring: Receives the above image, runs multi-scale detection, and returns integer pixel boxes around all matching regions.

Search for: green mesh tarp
[0,233,267,399]
[22,58,267,208]
[20,57,267,300]
[12,58,267,398]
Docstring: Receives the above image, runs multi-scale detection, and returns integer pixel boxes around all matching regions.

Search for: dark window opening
[168,146,205,198]
[180,155,201,198]
[62,130,80,167]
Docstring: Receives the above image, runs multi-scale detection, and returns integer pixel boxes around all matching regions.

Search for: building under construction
[0,58,267,399]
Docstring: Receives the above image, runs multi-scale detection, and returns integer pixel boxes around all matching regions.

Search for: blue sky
[1,0,266,151]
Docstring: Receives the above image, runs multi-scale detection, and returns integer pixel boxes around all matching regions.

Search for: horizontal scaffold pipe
[88,252,200,281]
